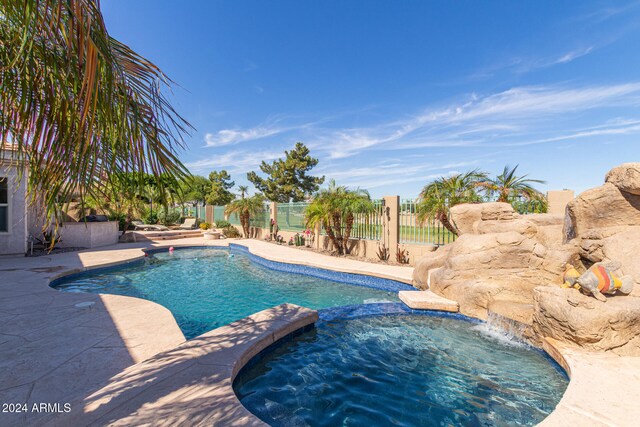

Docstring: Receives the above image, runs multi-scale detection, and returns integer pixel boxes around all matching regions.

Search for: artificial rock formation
[532,163,640,354]
[533,287,640,355]
[413,163,640,354]
[413,202,574,320]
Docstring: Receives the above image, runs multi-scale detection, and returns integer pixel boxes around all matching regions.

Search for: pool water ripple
[52,247,398,338]
[234,314,568,427]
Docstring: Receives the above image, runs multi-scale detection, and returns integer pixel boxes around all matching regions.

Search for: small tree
[305,180,374,255]
[247,142,325,202]
[225,194,265,238]
[206,170,235,205]
[477,165,546,204]
[416,170,487,236]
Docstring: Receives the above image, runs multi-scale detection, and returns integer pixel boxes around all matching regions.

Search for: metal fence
[399,199,456,245]
[350,199,384,240]
[276,202,308,232]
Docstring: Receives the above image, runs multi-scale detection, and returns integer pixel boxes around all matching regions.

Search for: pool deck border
[1,236,639,426]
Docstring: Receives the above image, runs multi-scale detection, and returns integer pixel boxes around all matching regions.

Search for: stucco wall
[57,221,119,248]
[0,162,27,255]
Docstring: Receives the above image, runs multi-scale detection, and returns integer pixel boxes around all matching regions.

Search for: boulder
[533,287,640,356]
[449,203,484,235]
[450,202,516,235]
[564,182,640,240]
[578,226,640,290]
[605,162,640,195]
[411,245,451,290]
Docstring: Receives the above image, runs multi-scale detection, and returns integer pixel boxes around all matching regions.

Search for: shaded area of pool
[234,314,568,427]
[51,247,399,338]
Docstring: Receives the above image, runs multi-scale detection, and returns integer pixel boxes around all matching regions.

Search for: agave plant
[305,180,374,255]
[225,194,265,238]
[0,0,192,232]
[416,170,487,236]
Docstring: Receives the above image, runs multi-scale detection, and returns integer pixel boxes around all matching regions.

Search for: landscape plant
[224,194,266,238]
[477,165,546,205]
[305,180,374,255]
[416,170,487,236]
[1,0,191,234]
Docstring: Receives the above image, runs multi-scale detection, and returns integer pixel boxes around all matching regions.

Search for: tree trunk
[343,212,354,254]
[323,221,342,255]
[332,212,344,255]
[438,211,458,237]
[241,211,250,237]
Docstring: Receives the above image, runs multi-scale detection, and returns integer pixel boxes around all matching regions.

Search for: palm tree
[1,1,191,231]
[416,170,487,236]
[225,194,265,238]
[238,185,249,200]
[478,165,546,203]
[305,180,374,255]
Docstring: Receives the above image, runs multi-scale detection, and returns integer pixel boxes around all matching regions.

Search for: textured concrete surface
[540,338,640,427]
[44,304,317,427]
[398,290,459,312]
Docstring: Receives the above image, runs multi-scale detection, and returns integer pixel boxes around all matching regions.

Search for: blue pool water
[234,314,568,427]
[51,247,399,338]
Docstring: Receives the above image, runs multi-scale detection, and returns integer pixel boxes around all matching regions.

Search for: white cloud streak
[308,82,640,158]
[204,127,283,147]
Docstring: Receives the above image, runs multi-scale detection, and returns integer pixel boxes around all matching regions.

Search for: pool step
[399,290,459,312]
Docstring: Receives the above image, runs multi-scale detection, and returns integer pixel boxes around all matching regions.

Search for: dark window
[0,178,8,232]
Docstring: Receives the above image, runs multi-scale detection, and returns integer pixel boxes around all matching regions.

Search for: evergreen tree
[247,142,324,202]
[206,170,235,205]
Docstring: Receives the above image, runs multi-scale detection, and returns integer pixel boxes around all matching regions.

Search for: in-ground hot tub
[234,308,569,426]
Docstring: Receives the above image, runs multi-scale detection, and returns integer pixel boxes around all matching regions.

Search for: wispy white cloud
[307,82,640,158]
[204,126,283,147]
[185,149,282,174]
[555,46,593,64]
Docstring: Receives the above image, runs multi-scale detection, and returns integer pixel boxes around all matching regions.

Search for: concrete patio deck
[1,236,639,426]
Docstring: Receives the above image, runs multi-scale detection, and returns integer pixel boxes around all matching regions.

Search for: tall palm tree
[305,180,374,255]
[1,1,191,231]
[416,170,487,236]
[225,194,265,238]
[478,165,546,203]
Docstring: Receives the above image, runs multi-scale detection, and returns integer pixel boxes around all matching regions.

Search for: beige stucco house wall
[0,151,28,256]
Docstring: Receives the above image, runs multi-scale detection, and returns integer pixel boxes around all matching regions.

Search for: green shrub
[199,222,211,230]
[144,211,158,225]
[224,226,241,238]
[215,220,231,229]
[108,213,127,231]
[158,210,181,226]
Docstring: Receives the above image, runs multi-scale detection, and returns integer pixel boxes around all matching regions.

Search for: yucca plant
[0,0,192,235]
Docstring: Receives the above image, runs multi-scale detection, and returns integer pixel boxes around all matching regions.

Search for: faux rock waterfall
[412,163,640,355]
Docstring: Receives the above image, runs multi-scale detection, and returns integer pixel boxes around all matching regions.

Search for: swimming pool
[51,247,403,338]
[234,313,568,426]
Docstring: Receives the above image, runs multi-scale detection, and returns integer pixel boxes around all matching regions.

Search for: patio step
[122,230,203,242]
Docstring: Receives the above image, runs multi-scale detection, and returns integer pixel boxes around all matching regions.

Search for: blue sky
[102,1,640,198]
